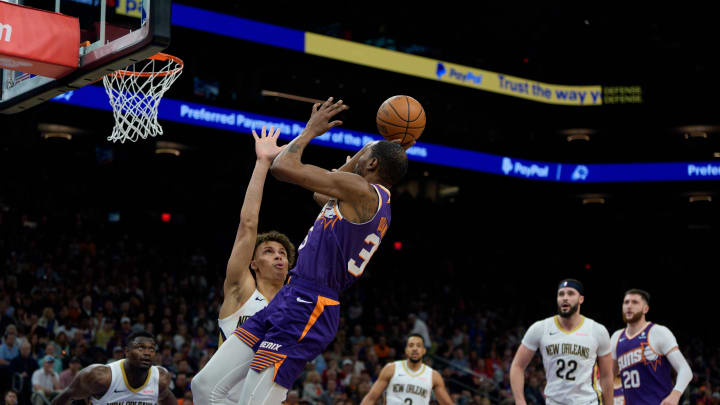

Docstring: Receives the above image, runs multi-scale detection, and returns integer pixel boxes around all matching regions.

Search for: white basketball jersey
[91,360,160,405]
[385,360,433,405]
[521,316,611,405]
[218,288,267,344]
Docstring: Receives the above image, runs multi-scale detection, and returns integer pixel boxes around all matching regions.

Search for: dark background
[2,4,719,339]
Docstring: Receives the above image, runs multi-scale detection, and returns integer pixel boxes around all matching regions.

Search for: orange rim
[109,53,184,78]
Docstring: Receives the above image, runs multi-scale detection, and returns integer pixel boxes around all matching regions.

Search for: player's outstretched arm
[51,365,110,405]
[431,369,455,405]
[222,126,284,316]
[313,154,353,206]
[271,98,377,216]
[157,367,178,405]
[360,362,395,405]
[597,353,615,405]
[509,344,535,405]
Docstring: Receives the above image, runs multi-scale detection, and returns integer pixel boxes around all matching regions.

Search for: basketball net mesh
[102,54,183,143]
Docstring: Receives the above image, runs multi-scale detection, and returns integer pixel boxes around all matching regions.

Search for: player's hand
[304,97,349,137]
[253,126,285,164]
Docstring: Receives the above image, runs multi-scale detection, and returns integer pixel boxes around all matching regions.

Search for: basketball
[376,95,426,147]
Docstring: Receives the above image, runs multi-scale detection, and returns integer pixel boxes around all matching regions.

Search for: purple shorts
[233,277,340,389]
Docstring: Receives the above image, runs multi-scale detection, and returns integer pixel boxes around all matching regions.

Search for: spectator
[408,314,431,348]
[94,318,115,349]
[349,325,365,347]
[318,379,339,405]
[118,317,132,344]
[9,341,37,403]
[0,300,16,336]
[1,325,19,366]
[1,325,19,392]
[31,355,60,405]
[178,389,193,405]
[131,313,146,333]
[301,370,324,404]
[173,372,189,398]
[36,308,57,338]
[373,336,390,362]
[79,296,93,321]
[51,331,70,362]
[524,375,545,405]
[109,346,124,363]
[3,390,18,405]
[339,359,354,387]
[58,356,82,389]
[37,344,62,374]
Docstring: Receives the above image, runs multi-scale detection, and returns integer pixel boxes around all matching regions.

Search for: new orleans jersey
[385,361,433,405]
[218,288,267,344]
[90,360,160,405]
[521,316,611,405]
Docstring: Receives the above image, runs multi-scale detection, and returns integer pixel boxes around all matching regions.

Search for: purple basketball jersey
[616,323,674,405]
[290,184,391,292]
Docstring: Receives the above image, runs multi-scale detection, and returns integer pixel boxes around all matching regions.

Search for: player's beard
[623,311,643,323]
[557,302,579,318]
[408,356,422,365]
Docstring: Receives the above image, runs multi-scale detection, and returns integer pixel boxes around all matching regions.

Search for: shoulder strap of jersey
[373,184,391,206]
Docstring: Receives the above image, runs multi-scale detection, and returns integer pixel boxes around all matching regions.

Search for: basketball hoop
[102,53,183,143]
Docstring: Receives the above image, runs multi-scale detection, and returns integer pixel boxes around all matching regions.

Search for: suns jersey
[385,360,434,405]
[291,184,391,293]
[611,323,677,405]
[91,360,160,405]
[218,288,267,344]
[521,316,611,405]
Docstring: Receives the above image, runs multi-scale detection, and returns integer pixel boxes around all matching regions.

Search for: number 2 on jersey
[347,233,381,276]
[555,359,577,380]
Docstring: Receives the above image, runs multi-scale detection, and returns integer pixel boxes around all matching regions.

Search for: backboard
[0,0,170,114]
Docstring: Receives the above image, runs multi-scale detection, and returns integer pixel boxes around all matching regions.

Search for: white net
[102,53,183,143]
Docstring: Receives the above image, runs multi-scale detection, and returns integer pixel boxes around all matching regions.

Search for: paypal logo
[502,157,513,174]
[501,157,549,178]
[436,62,482,84]
[571,165,589,181]
[448,68,482,85]
[436,63,446,79]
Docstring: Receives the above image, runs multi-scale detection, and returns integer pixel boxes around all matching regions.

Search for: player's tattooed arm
[272,98,377,221]
[157,367,177,405]
[313,154,357,206]
[52,365,110,405]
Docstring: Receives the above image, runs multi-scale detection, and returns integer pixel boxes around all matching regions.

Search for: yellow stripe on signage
[115,0,142,18]
[305,33,603,106]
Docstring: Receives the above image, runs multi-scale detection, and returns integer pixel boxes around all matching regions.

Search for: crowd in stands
[2,206,720,405]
